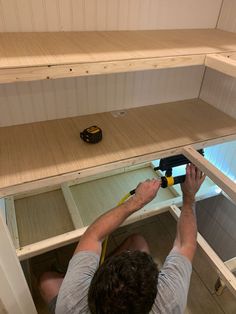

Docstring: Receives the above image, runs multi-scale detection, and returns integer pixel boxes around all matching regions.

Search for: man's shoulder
[55,251,100,314]
[151,250,192,314]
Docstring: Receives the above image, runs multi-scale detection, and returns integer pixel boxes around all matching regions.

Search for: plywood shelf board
[15,189,74,247]
[1,99,236,197]
[70,167,175,226]
[13,165,217,260]
[0,29,236,82]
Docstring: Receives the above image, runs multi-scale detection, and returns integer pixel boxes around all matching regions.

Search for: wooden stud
[61,183,84,229]
[0,55,205,84]
[182,146,236,203]
[205,54,236,78]
[170,205,236,297]
[5,196,20,249]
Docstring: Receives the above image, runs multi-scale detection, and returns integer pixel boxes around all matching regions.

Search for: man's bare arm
[172,164,205,262]
[75,179,161,255]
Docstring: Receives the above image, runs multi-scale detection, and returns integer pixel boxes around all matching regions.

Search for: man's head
[88,250,159,314]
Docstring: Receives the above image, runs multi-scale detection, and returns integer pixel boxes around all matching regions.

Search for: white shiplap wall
[217,0,236,32]
[0,66,204,126]
[0,0,222,31]
[200,0,236,178]
[205,140,236,181]
[0,0,222,126]
[200,69,236,118]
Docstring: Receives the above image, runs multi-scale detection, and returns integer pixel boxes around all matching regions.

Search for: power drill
[154,149,204,188]
[129,149,204,195]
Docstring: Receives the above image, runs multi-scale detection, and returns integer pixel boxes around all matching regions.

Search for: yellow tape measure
[80,125,103,144]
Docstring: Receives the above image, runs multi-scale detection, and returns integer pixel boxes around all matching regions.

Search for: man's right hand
[132,179,161,210]
[181,164,206,205]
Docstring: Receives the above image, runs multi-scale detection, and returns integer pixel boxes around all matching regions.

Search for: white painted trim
[0,198,6,223]
[61,183,84,229]
[5,196,20,249]
[182,146,236,203]
[0,213,37,313]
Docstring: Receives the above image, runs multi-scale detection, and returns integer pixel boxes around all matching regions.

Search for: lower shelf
[5,162,216,260]
[5,160,236,297]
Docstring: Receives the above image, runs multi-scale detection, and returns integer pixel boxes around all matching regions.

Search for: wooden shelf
[0,29,236,83]
[1,99,236,197]
[206,52,236,78]
[10,164,216,260]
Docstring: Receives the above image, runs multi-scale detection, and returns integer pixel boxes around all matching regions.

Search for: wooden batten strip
[16,185,219,261]
[17,227,87,261]
[0,55,205,84]
[170,205,236,297]
[61,183,84,229]
[182,146,236,203]
[205,54,236,78]
[5,197,20,249]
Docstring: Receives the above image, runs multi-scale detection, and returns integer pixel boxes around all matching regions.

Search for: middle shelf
[1,98,236,197]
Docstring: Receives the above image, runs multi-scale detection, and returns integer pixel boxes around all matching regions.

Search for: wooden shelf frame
[7,162,217,260]
[206,52,236,78]
[0,29,236,83]
[4,147,235,296]
[1,99,236,197]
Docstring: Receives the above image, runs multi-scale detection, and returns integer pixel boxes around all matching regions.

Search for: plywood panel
[15,190,74,246]
[1,99,236,194]
[0,0,222,32]
[70,167,176,226]
[0,66,204,127]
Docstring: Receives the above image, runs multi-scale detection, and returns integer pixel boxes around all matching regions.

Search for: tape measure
[80,125,103,144]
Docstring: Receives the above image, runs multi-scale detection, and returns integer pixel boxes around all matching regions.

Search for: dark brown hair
[88,250,158,314]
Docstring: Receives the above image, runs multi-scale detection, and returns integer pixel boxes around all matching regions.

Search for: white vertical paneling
[0,0,222,31]
[44,0,60,31]
[205,141,236,181]
[0,0,20,32]
[71,0,85,31]
[218,0,236,32]
[0,66,204,126]
[17,0,34,31]
[96,0,107,31]
[30,0,47,31]
[84,0,97,31]
[58,0,73,31]
[200,69,236,118]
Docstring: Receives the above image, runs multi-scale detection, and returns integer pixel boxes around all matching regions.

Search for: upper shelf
[1,99,236,197]
[1,29,236,83]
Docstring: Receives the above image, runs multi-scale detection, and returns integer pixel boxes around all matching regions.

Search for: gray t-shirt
[55,250,192,314]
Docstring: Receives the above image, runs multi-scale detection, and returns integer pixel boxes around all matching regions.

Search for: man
[39,163,205,313]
